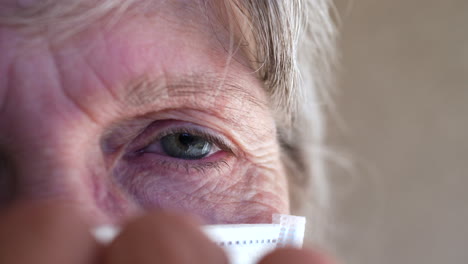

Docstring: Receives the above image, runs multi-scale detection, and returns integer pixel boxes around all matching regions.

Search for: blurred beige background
[329,0,468,264]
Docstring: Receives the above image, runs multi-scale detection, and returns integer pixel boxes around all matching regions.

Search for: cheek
[112,156,289,224]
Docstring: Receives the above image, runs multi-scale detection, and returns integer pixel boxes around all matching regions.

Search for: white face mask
[93,214,306,264]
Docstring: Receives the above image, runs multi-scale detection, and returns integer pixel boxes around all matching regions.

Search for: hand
[0,202,335,264]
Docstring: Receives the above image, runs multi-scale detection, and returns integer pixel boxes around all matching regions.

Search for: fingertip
[103,211,227,264]
[0,200,87,231]
[259,247,336,264]
[122,210,203,233]
[0,201,101,264]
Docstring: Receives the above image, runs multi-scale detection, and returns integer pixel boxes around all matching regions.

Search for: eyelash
[147,127,233,154]
[128,122,235,174]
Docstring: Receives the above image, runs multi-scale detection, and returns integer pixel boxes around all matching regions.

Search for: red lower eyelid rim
[137,148,226,162]
[120,150,233,177]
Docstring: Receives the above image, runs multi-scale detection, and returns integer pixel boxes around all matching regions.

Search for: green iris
[160,133,212,160]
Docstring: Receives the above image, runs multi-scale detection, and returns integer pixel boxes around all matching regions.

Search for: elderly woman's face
[0,3,288,225]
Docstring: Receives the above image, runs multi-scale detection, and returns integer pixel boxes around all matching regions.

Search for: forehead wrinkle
[120,73,271,137]
[123,73,268,110]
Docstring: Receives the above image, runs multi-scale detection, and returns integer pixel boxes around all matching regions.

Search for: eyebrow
[110,72,272,143]
[123,73,268,111]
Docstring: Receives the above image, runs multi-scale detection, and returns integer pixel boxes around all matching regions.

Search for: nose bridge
[1,102,139,223]
[6,124,94,202]
[0,48,134,223]
[0,125,124,223]
[0,99,117,222]
[0,65,93,193]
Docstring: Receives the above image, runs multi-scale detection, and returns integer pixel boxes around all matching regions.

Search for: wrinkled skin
[0,1,335,263]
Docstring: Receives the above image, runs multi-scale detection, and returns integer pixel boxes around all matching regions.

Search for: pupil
[178,134,208,151]
[178,134,195,148]
[160,133,212,160]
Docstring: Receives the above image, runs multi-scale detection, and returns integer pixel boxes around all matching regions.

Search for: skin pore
[0,1,289,225]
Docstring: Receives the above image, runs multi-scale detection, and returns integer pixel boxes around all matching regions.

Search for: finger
[103,211,228,264]
[258,247,336,264]
[0,201,101,264]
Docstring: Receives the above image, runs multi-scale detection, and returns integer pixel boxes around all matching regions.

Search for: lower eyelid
[123,150,233,176]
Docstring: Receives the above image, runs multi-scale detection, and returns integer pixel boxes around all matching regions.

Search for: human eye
[111,118,239,209]
[107,116,285,223]
[142,127,223,160]
[122,120,235,174]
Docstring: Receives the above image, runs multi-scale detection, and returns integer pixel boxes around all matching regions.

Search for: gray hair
[220,0,337,249]
[0,0,337,250]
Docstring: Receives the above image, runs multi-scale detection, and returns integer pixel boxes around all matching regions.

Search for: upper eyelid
[152,127,232,153]
[103,107,262,158]
[127,120,238,156]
